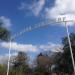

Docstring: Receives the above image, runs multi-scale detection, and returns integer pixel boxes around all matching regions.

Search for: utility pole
[57,17,75,74]
[7,40,11,75]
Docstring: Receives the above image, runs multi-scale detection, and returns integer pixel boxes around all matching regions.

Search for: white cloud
[19,0,45,16]
[45,0,75,26]
[0,42,63,64]
[0,42,63,53]
[39,43,63,52]
[0,42,38,52]
[0,16,12,29]
[31,0,45,16]
[0,53,17,64]
[0,55,8,64]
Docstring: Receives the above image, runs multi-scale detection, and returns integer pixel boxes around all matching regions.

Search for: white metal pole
[65,22,75,74]
[7,40,11,75]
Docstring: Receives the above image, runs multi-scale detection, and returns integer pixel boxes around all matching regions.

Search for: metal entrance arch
[7,17,75,75]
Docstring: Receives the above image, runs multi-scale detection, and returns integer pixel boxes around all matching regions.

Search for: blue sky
[0,0,75,63]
